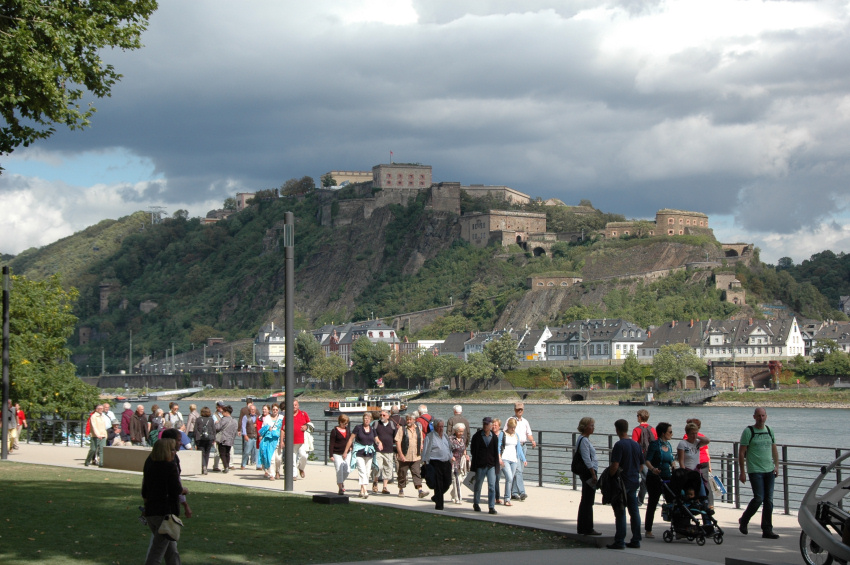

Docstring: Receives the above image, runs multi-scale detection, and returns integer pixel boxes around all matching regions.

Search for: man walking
[13,403,27,449]
[607,419,643,549]
[422,420,452,510]
[372,409,397,493]
[240,403,258,469]
[470,416,501,515]
[395,413,428,499]
[288,399,311,479]
[510,402,536,501]
[738,407,780,539]
[85,405,108,467]
[631,409,657,504]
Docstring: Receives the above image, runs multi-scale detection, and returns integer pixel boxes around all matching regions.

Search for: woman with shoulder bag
[142,438,187,565]
[575,417,601,536]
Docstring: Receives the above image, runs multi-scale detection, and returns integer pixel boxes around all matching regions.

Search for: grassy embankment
[0,462,581,565]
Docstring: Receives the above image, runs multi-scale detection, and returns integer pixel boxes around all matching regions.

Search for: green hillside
[2,189,846,373]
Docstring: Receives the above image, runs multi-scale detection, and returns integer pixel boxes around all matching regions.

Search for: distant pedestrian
[85,405,108,467]
[416,405,433,437]
[193,406,216,475]
[738,407,780,539]
[446,405,470,446]
[13,403,27,449]
[215,406,237,473]
[329,414,351,494]
[130,405,147,446]
[120,402,133,442]
[258,404,282,480]
[606,419,643,550]
[240,404,258,469]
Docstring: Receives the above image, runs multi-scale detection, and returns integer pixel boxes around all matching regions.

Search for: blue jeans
[614,486,642,546]
[241,437,257,467]
[741,471,775,533]
[512,452,526,496]
[474,466,497,509]
[502,460,519,500]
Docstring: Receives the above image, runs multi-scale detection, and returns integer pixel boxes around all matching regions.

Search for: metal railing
[26,415,846,514]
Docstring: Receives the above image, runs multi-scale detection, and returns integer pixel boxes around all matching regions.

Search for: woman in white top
[677,422,710,498]
[499,417,526,506]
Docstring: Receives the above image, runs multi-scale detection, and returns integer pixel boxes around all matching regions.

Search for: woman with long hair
[142,438,187,565]
[499,417,526,506]
[193,407,216,475]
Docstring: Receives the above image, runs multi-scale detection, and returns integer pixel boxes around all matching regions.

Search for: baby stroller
[660,468,724,546]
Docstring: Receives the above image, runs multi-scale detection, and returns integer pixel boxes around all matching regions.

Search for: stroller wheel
[697,535,706,546]
[663,530,674,543]
[714,533,723,545]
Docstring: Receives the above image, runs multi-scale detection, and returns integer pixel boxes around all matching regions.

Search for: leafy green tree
[310,354,348,389]
[320,173,337,188]
[485,333,519,372]
[812,338,841,362]
[281,176,316,196]
[571,370,591,388]
[0,0,158,157]
[223,197,237,210]
[351,336,391,387]
[432,354,464,388]
[9,274,99,414]
[293,330,322,371]
[458,352,495,387]
[619,352,643,388]
[464,283,495,328]
[652,343,706,388]
[559,304,603,325]
[415,315,474,340]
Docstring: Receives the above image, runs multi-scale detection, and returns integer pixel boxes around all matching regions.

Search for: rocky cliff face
[266,207,461,323]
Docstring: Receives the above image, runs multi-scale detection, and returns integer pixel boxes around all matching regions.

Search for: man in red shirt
[14,403,27,449]
[283,399,311,479]
[631,409,657,505]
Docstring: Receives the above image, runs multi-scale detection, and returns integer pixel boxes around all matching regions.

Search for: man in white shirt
[510,402,536,501]
[101,403,116,429]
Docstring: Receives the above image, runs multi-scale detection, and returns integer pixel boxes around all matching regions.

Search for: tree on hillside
[485,333,519,373]
[0,0,158,160]
[9,274,99,414]
[464,283,495,328]
[190,324,219,346]
[652,343,706,388]
[415,315,474,340]
[619,352,643,388]
[223,197,237,210]
[311,354,348,389]
[320,173,337,188]
[294,330,322,371]
[281,176,316,196]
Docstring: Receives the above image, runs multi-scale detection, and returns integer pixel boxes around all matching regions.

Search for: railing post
[571,432,578,491]
[537,430,543,488]
[837,449,843,510]
[729,441,741,510]
[324,420,330,466]
[782,445,790,515]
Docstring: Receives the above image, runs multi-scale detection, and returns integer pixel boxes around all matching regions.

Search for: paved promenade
[5,444,805,565]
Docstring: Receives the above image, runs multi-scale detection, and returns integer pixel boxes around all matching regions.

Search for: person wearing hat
[470,417,501,515]
[107,420,128,446]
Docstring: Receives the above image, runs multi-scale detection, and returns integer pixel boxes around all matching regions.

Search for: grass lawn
[715,388,850,404]
[0,462,583,564]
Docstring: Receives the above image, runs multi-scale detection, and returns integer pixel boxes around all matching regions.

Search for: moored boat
[324,394,407,416]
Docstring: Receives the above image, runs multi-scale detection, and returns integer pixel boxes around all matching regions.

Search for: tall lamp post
[283,212,295,491]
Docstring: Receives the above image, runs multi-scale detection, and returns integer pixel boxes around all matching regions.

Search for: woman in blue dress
[258,404,283,480]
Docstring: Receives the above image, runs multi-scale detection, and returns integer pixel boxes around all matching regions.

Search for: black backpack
[194,417,214,441]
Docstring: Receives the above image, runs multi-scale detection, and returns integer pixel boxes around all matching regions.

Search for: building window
[379,331,384,337]
[679,230,684,235]
[368,332,373,337]
[679,218,684,224]
[668,218,674,224]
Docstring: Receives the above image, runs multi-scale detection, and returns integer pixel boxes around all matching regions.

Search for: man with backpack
[416,405,433,437]
[631,409,657,505]
[738,407,780,539]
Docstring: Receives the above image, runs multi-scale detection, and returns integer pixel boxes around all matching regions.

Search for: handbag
[157,514,184,542]
[462,470,477,492]
[570,437,590,479]
[710,472,727,495]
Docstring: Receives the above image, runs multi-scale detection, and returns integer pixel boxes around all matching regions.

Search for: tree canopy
[0,0,158,159]
[9,274,98,414]
[651,343,706,387]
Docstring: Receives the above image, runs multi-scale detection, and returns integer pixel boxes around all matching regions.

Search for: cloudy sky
[3,0,850,264]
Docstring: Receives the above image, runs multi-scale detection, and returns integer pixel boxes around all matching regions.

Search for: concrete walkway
[4,444,805,565]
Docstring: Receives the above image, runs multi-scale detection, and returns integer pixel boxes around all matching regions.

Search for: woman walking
[214,406,238,474]
[575,416,600,536]
[142,438,187,565]
[193,407,216,475]
[449,422,469,504]
[259,405,282,479]
[342,412,382,499]
[677,422,710,498]
[499,417,526,506]
[329,414,351,494]
[645,422,676,538]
